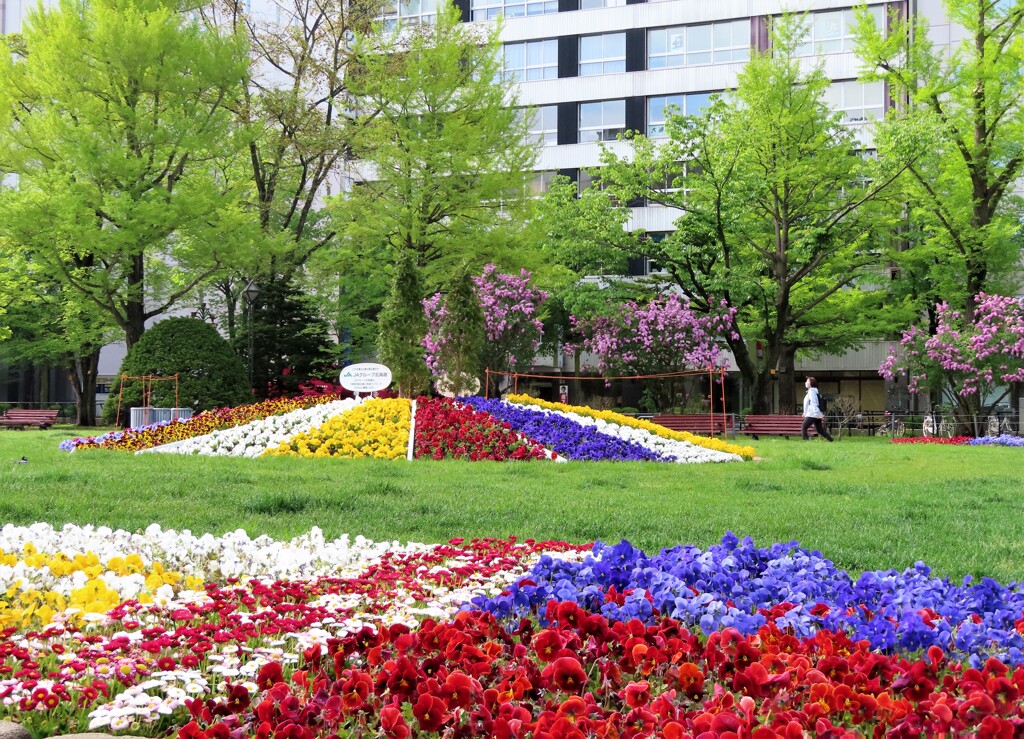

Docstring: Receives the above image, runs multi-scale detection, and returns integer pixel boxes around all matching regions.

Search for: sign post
[339,363,393,397]
[558,384,569,404]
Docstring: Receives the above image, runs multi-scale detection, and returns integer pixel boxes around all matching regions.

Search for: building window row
[579,32,626,76]
[794,6,883,56]
[503,39,558,82]
[648,20,750,69]
[471,0,557,21]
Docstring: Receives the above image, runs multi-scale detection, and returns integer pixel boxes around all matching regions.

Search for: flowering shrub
[264,398,411,459]
[145,399,363,457]
[422,265,548,382]
[464,397,668,462]
[568,295,734,376]
[881,294,1024,406]
[507,393,756,460]
[413,398,550,461]
[61,396,337,453]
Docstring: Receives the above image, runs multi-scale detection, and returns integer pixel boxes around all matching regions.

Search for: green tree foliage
[377,252,430,397]
[428,264,485,396]
[103,318,249,425]
[234,282,333,399]
[0,0,252,349]
[332,1,537,287]
[853,0,1024,320]
[0,249,116,425]
[538,16,916,414]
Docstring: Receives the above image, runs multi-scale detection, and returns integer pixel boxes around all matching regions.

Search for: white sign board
[339,363,393,393]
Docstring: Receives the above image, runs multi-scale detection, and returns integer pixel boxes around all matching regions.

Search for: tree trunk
[125,253,146,348]
[777,346,798,415]
[68,349,101,426]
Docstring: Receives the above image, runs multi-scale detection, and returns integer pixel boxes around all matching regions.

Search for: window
[579,100,625,143]
[580,0,626,8]
[824,80,884,123]
[382,0,437,28]
[503,40,558,82]
[519,105,558,145]
[795,6,883,56]
[527,171,558,196]
[648,20,749,69]
[471,0,557,21]
[647,93,714,137]
[579,33,626,76]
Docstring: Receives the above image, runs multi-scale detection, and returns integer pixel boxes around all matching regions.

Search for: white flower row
[508,402,742,463]
[141,398,364,457]
[0,522,432,583]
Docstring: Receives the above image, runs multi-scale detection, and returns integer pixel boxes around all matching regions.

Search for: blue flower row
[466,533,1024,667]
[968,434,1024,447]
[57,418,187,451]
[462,397,666,462]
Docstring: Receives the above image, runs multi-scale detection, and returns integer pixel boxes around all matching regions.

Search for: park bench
[741,414,821,440]
[0,409,60,430]
[651,414,732,436]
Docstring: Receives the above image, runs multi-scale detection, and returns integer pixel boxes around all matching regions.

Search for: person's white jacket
[803,388,824,419]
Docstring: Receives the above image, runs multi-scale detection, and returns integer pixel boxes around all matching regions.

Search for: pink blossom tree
[880,293,1024,431]
[568,295,735,411]
[423,264,548,393]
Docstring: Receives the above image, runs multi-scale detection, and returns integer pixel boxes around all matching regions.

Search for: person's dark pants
[802,417,834,441]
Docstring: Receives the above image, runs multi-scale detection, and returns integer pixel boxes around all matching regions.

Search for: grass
[1,427,1023,582]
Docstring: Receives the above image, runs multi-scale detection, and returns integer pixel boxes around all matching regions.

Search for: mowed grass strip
[1,428,1023,581]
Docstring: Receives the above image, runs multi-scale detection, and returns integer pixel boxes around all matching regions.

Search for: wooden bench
[741,414,821,440]
[651,414,732,436]
[0,409,60,430]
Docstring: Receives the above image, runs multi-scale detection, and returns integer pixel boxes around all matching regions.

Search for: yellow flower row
[506,394,756,460]
[264,397,411,460]
[0,547,202,629]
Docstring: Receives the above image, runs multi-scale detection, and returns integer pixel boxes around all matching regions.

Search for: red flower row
[892,436,974,445]
[179,601,1024,739]
[414,398,549,461]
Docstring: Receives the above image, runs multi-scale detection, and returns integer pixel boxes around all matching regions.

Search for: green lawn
[1,427,1023,582]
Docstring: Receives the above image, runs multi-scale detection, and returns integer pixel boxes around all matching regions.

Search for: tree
[880,293,1024,433]
[538,16,915,414]
[234,281,334,399]
[0,251,115,425]
[104,317,250,425]
[422,264,485,396]
[333,1,537,287]
[378,252,430,397]
[0,0,252,349]
[854,0,1024,321]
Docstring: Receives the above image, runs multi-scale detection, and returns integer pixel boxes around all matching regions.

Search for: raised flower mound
[469,533,1024,668]
[414,398,550,461]
[264,397,411,459]
[463,397,667,462]
[507,393,756,460]
[4,525,1024,736]
[60,396,338,453]
[143,398,364,457]
[892,436,975,445]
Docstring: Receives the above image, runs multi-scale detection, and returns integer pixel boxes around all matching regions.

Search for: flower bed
[144,399,363,457]
[3,525,1024,736]
[506,393,756,460]
[60,396,338,453]
[413,398,550,461]
[264,398,411,460]
[894,435,1023,447]
[464,397,668,462]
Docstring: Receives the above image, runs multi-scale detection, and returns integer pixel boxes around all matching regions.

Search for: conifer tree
[377,253,430,397]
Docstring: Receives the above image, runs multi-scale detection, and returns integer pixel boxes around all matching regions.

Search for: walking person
[802,376,834,441]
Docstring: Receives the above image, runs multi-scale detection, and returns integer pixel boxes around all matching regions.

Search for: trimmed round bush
[103,318,249,425]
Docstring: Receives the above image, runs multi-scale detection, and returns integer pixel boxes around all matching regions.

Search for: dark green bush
[103,318,249,425]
